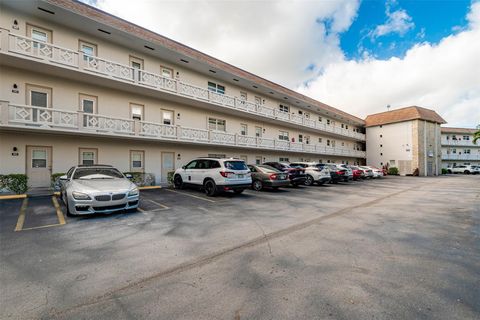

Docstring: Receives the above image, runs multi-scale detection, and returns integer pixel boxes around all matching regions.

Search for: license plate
[237,174,244,179]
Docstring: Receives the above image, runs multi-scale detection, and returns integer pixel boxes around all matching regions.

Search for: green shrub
[51,173,66,189]
[167,171,175,186]
[123,172,155,186]
[388,167,399,175]
[441,168,448,174]
[2,174,29,194]
[0,175,7,190]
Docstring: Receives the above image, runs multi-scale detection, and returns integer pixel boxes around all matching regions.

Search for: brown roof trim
[365,106,446,127]
[441,127,478,134]
[45,0,365,125]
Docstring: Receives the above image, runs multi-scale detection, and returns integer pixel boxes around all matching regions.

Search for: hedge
[51,173,66,190]
[388,167,399,175]
[0,174,29,194]
[123,172,155,186]
[441,168,448,174]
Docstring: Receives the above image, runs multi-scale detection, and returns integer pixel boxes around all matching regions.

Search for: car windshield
[224,161,248,170]
[73,168,124,180]
[257,165,281,173]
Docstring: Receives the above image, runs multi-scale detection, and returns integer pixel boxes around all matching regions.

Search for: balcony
[442,154,480,161]
[0,30,366,142]
[0,103,366,159]
[441,140,478,147]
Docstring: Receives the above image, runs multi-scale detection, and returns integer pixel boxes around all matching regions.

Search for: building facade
[0,0,366,188]
[441,127,480,168]
[365,106,446,176]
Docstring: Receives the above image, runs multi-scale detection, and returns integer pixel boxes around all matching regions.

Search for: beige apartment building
[365,106,446,176]
[441,127,480,168]
[0,0,366,188]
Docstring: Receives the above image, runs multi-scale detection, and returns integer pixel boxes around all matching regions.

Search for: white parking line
[164,189,216,203]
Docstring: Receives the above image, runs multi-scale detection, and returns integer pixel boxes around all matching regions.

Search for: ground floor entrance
[26,145,52,188]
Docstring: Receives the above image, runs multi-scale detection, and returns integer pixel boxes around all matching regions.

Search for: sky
[83,0,479,128]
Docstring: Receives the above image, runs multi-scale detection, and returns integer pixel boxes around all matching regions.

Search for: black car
[318,164,347,184]
[263,162,306,186]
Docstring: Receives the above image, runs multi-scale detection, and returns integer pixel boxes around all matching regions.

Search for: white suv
[290,162,331,186]
[173,158,252,196]
[448,165,480,174]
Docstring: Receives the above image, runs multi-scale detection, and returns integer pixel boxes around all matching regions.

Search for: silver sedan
[59,165,139,215]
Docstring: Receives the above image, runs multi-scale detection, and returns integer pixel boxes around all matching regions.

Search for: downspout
[434,124,438,175]
[424,120,427,176]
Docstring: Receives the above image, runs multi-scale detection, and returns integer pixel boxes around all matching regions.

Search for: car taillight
[336,171,344,175]
[270,174,277,180]
[220,171,234,178]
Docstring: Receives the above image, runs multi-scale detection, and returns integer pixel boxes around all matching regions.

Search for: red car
[350,166,365,180]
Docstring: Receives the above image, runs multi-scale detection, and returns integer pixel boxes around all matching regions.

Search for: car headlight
[72,191,91,200]
[128,187,139,197]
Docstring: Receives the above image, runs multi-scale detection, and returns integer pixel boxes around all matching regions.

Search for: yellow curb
[0,194,27,200]
[53,191,61,196]
[138,186,162,190]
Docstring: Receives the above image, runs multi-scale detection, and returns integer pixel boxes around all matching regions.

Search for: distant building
[365,106,446,176]
[441,127,480,168]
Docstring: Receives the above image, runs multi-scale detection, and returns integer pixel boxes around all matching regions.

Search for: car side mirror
[182,166,186,169]
[125,173,133,179]
[59,175,68,181]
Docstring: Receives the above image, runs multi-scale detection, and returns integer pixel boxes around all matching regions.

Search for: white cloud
[298,2,480,128]
[369,2,414,39]
[92,0,360,88]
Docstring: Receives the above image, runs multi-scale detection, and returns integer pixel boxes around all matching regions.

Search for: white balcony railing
[442,154,480,161]
[441,140,478,147]
[2,30,366,141]
[2,103,366,158]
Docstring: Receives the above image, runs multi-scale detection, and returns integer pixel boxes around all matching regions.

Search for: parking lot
[1,175,479,320]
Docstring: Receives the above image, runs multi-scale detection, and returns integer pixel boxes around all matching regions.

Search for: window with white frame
[279,157,289,162]
[130,150,144,172]
[464,149,471,154]
[208,82,225,94]
[255,156,262,165]
[79,41,97,61]
[240,92,247,103]
[79,148,97,166]
[318,116,322,122]
[298,134,303,143]
[255,126,262,138]
[318,137,322,143]
[327,139,330,146]
[240,124,247,136]
[254,96,263,105]
[279,104,289,113]
[27,24,52,47]
[208,117,226,131]
[326,119,330,125]
[279,131,289,141]
[162,110,174,125]
[130,103,143,121]
[463,135,470,140]
[161,66,173,78]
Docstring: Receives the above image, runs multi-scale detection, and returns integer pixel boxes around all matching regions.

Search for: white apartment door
[161,152,175,183]
[26,146,52,188]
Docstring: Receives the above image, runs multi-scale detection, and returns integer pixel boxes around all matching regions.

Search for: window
[208,81,225,94]
[326,119,330,125]
[327,139,330,146]
[161,66,173,79]
[208,117,226,131]
[298,110,303,115]
[240,124,247,136]
[304,112,310,119]
[463,136,470,140]
[341,142,345,146]
[318,116,322,122]
[240,92,247,103]
[341,124,344,128]
[279,157,289,162]
[255,156,262,165]
[27,84,51,108]
[279,131,289,141]
[298,134,303,143]
[279,104,289,113]
[464,149,471,154]
[452,135,457,140]
[452,149,457,154]
[331,140,336,147]
[80,41,97,60]
[79,148,97,166]
[254,96,263,105]
[305,135,310,144]
[32,149,47,168]
[162,110,174,125]
[130,103,144,121]
[255,126,262,138]
[130,150,144,172]
[346,125,348,129]
[389,160,396,166]
[80,94,97,126]
[27,24,52,47]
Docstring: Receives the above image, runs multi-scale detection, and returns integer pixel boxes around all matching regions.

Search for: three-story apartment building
[0,0,366,188]
[441,127,480,168]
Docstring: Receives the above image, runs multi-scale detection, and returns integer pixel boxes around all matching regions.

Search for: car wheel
[234,189,245,194]
[204,179,217,197]
[173,174,184,189]
[447,169,452,174]
[304,175,314,186]
[464,170,470,174]
[64,198,74,217]
[252,180,263,191]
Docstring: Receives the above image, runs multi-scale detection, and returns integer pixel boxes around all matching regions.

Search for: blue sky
[87,0,479,127]
[341,0,471,60]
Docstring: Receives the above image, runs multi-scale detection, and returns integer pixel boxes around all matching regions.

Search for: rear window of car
[73,168,124,179]
[224,161,248,170]
[257,165,280,173]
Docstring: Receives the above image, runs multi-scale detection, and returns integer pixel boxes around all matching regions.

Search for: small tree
[473,128,480,144]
